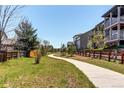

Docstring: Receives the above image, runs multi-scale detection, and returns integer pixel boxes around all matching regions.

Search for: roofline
[73,20,104,38]
[95,20,104,26]
[102,5,119,17]
[88,20,104,31]
[67,41,73,43]
[73,33,83,38]
[73,30,92,38]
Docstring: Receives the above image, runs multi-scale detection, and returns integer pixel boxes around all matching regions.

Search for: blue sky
[21,5,112,48]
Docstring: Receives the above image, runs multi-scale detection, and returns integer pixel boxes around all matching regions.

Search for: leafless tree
[0,5,24,49]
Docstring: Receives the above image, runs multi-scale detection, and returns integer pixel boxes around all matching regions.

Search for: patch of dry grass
[70,55,124,75]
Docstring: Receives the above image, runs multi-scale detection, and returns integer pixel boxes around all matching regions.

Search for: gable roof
[2,39,16,45]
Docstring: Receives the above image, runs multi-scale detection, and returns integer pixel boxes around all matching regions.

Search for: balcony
[120,16,124,21]
[105,30,118,42]
[111,34,118,40]
[111,18,118,24]
[104,19,110,28]
[105,34,118,42]
[120,30,124,39]
[105,16,124,29]
[105,18,118,28]
[111,30,118,40]
[105,30,124,42]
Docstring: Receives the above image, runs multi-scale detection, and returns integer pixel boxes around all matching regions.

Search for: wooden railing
[0,51,24,62]
[75,50,124,64]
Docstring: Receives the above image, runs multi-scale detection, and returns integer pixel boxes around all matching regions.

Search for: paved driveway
[48,54,124,88]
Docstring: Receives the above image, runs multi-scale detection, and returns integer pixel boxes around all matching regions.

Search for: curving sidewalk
[48,54,124,88]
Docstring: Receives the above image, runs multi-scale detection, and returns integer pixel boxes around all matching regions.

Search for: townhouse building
[73,31,92,51]
[73,5,124,51]
[103,5,124,48]
[73,21,104,50]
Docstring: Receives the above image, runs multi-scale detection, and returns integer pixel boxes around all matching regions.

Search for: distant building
[1,38,16,51]
[73,31,92,51]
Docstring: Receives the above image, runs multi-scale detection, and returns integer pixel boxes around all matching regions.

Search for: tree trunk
[26,50,30,57]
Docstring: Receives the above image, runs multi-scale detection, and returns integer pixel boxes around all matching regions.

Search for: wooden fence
[0,51,24,62]
[75,50,124,64]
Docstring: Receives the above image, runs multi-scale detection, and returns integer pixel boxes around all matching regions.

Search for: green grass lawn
[0,56,95,88]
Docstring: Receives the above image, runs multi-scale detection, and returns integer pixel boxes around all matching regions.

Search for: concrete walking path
[48,54,124,88]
